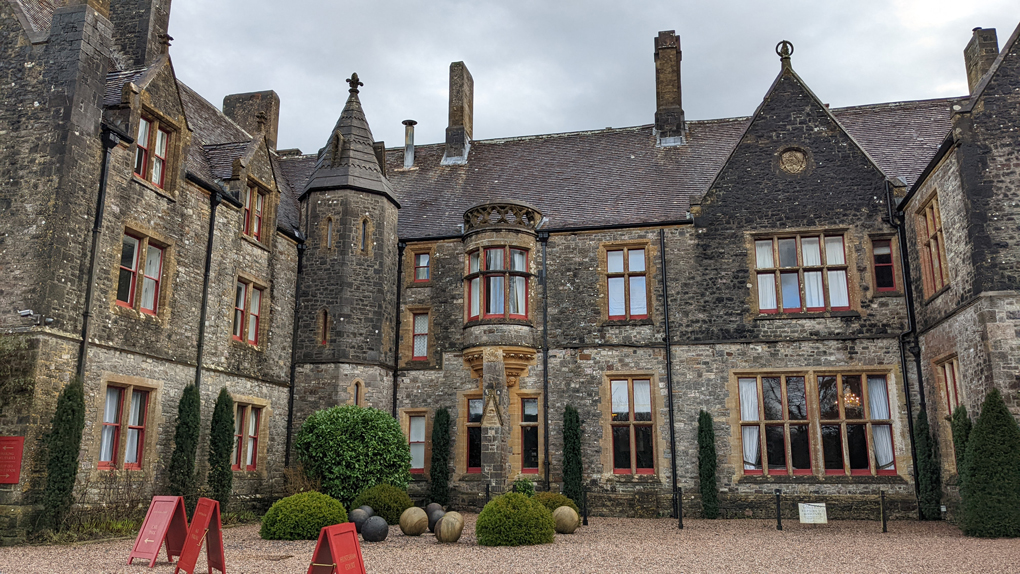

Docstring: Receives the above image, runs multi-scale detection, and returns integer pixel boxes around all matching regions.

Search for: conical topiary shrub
[167,385,201,513]
[562,406,583,506]
[208,388,234,513]
[40,378,85,531]
[961,388,1020,537]
[914,409,942,520]
[428,407,451,506]
[698,410,719,519]
[951,405,972,475]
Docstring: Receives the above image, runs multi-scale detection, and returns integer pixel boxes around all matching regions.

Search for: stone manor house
[2,0,1019,541]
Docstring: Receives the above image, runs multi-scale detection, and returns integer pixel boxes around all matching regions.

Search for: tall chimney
[654,30,685,146]
[109,0,173,68]
[223,90,281,150]
[964,27,999,94]
[402,119,417,169]
[442,61,473,165]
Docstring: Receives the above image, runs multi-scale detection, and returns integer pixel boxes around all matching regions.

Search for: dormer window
[244,184,266,241]
[134,117,171,189]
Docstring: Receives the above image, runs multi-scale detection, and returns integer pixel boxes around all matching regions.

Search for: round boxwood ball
[426,502,443,515]
[435,511,464,543]
[361,515,389,542]
[399,507,428,536]
[428,508,445,532]
[349,508,370,533]
[553,506,579,534]
[359,505,375,517]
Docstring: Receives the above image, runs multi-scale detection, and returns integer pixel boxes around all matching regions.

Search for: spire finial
[776,40,794,68]
[346,73,364,93]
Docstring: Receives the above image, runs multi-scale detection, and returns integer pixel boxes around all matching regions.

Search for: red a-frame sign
[174,497,226,574]
[128,496,189,567]
[307,522,366,574]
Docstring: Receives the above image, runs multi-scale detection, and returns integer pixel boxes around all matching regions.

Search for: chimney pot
[402,119,417,169]
[964,27,999,94]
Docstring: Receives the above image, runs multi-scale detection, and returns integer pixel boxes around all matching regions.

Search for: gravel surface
[3,514,1020,573]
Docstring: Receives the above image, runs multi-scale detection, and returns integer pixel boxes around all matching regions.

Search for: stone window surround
[92,374,163,475]
[915,191,951,301]
[230,393,271,478]
[509,389,544,479]
[231,272,268,349]
[454,389,484,477]
[597,370,666,481]
[130,105,181,199]
[345,379,365,407]
[932,353,963,473]
[400,306,436,368]
[399,408,432,476]
[317,307,330,346]
[110,224,174,324]
[867,234,903,297]
[357,215,375,256]
[599,240,652,322]
[321,216,336,252]
[727,367,904,481]
[242,182,268,243]
[239,176,277,252]
[747,228,859,317]
[407,243,437,285]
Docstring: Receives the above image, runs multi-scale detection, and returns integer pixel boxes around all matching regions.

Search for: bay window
[466,247,529,320]
[754,234,849,313]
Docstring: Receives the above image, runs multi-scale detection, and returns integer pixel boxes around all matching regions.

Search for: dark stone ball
[426,502,443,515]
[359,505,375,517]
[361,515,388,542]
[427,509,445,533]
[350,508,370,533]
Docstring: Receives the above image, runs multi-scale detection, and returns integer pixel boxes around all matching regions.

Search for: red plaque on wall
[0,436,25,484]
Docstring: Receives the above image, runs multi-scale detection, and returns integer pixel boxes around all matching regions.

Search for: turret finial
[776,40,794,69]
[346,73,364,93]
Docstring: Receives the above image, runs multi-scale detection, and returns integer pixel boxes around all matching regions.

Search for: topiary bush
[562,405,583,506]
[512,477,535,497]
[40,378,85,531]
[533,492,580,516]
[260,491,347,540]
[698,410,719,519]
[951,405,973,475]
[475,492,555,546]
[351,483,413,525]
[296,405,411,506]
[207,388,234,513]
[961,388,1020,537]
[167,385,201,513]
[914,408,943,520]
[428,407,451,506]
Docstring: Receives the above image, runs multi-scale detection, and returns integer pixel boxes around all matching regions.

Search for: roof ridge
[177,81,254,141]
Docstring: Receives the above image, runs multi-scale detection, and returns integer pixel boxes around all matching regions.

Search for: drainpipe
[285,236,307,467]
[659,228,679,518]
[78,125,132,381]
[886,182,924,519]
[392,241,406,417]
[194,190,223,391]
[539,230,551,491]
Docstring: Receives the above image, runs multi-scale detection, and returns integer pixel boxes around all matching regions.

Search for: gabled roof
[958,20,1020,114]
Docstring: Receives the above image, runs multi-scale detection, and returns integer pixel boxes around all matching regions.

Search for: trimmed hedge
[168,385,201,513]
[475,492,555,546]
[40,378,85,531]
[961,388,1020,537]
[260,492,347,540]
[562,406,583,506]
[513,477,535,497]
[914,409,943,520]
[533,492,580,516]
[698,410,719,519]
[296,405,411,506]
[428,407,451,506]
[208,388,234,513]
[351,483,414,525]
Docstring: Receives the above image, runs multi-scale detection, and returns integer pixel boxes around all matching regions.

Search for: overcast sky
[167,1,1018,153]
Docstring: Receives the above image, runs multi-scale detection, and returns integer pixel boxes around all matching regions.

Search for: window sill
[229,337,262,352]
[464,317,533,328]
[601,318,654,327]
[407,281,432,289]
[924,284,951,305]
[240,233,271,253]
[112,301,164,323]
[871,289,903,298]
[607,473,659,483]
[737,473,906,485]
[132,174,176,202]
[754,310,860,321]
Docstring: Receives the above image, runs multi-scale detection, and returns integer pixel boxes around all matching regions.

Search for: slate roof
[203,142,250,180]
[5,0,53,36]
[277,96,955,240]
[103,70,146,107]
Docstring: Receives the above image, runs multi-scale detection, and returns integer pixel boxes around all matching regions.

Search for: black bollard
[881,490,887,533]
[775,489,782,531]
[582,485,589,526]
[512,482,517,493]
[678,486,684,530]
[485,483,490,505]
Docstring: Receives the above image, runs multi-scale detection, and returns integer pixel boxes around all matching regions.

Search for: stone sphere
[358,505,375,517]
[361,515,389,542]
[553,506,579,534]
[349,508,370,533]
[399,507,428,536]
[435,511,464,543]
[427,508,445,532]
[425,502,444,515]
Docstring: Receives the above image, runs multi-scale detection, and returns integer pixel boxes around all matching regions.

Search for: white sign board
[798,503,828,524]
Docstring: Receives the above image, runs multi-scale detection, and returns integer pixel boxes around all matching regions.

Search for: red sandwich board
[0,436,25,484]
[128,496,189,567]
[174,498,225,574]
[307,522,366,574]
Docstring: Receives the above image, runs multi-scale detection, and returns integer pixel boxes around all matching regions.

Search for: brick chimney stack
[654,30,685,146]
[108,0,173,68]
[223,90,281,150]
[964,27,999,94]
[442,61,473,165]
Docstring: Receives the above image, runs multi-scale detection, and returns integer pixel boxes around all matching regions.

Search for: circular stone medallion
[779,149,807,174]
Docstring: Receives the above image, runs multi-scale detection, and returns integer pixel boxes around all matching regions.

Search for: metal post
[582,485,589,526]
[512,482,517,493]
[775,489,782,531]
[678,486,684,530]
[881,490,888,533]
[485,483,490,505]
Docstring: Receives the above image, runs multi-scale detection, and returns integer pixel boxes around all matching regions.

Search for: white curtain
[410,416,425,469]
[247,411,258,467]
[607,250,624,273]
[868,376,895,470]
[608,277,626,316]
[804,271,824,308]
[141,245,161,310]
[828,270,849,308]
[629,249,645,272]
[470,278,480,317]
[510,276,526,315]
[739,378,761,469]
[802,237,821,266]
[125,391,144,464]
[630,276,647,316]
[633,379,651,420]
[825,236,846,265]
[757,273,777,311]
[755,240,774,269]
[100,388,120,462]
[611,380,629,420]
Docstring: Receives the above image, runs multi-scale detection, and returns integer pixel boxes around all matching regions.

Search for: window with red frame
[409,415,426,473]
[134,117,171,189]
[940,358,961,413]
[465,247,528,320]
[872,239,896,291]
[919,196,950,297]
[140,244,163,314]
[117,235,140,307]
[754,234,849,313]
[610,378,654,474]
[414,252,430,281]
[738,375,811,475]
[99,386,124,469]
[412,313,429,360]
[232,404,244,469]
[117,233,166,314]
[467,398,483,472]
[232,404,262,471]
[124,389,148,469]
[232,281,264,345]
[243,185,266,241]
[232,282,246,340]
[818,374,895,475]
[247,287,262,345]
[606,247,648,320]
[521,398,539,473]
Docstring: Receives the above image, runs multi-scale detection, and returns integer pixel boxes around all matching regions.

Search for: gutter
[397,217,695,244]
[77,124,133,380]
[659,228,679,519]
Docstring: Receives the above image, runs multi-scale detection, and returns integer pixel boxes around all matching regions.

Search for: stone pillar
[479,347,510,492]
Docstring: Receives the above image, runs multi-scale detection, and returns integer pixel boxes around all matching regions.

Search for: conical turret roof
[301,74,398,205]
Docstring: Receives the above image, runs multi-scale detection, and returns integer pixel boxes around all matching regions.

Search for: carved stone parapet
[463,201,542,236]
[463,345,537,386]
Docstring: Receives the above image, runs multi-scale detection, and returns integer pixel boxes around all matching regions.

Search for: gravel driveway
[2,514,1019,573]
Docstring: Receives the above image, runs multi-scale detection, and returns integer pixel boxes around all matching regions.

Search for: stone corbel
[462,345,537,387]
